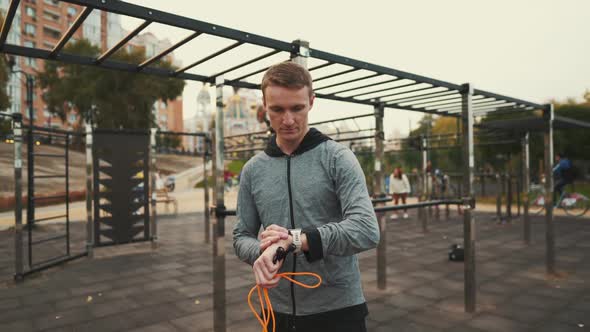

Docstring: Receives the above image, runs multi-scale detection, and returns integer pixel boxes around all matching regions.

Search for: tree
[37,39,185,129]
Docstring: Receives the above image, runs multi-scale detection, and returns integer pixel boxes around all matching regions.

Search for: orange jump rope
[248,272,322,332]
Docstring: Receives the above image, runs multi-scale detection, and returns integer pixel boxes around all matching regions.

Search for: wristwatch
[289,229,302,254]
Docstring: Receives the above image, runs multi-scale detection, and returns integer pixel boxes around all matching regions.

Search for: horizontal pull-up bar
[208,49,281,80]
[328,77,403,96]
[175,41,244,75]
[374,199,465,213]
[50,7,93,58]
[314,73,382,92]
[309,113,374,126]
[96,20,152,64]
[156,130,209,137]
[139,31,203,70]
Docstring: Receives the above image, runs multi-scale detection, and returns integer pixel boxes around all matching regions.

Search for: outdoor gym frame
[0,0,554,331]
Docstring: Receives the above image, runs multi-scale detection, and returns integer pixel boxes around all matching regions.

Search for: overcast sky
[122,0,590,137]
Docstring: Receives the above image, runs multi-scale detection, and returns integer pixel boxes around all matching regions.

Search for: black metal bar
[23,252,88,276]
[32,214,67,223]
[371,196,392,204]
[96,20,152,64]
[422,96,488,109]
[374,199,463,213]
[329,77,403,96]
[230,65,271,82]
[474,88,543,109]
[23,124,83,136]
[175,41,244,74]
[157,129,208,137]
[313,68,358,82]
[32,153,66,158]
[400,94,462,107]
[308,61,334,71]
[381,86,440,102]
[310,48,462,91]
[384,90,456,105]
[30,234,67,246]
[0,111,15,118]
[385,103,455,117]
[65,134,70,256]
[0,0,20,50]
[61,0,295,53]
[50,7,93,58]
[224,129,268,140]
[138,31,202,70]
[354,82,422,100]
[334,135,374,143]
[309,113,374,126]
[208,49,280,79]
[314,73,381,92]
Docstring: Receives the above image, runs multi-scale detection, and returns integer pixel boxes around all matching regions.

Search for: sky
[121,0,590,137]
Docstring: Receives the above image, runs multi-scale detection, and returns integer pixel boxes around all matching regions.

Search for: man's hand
[253,238,292,288]
[259,224,289,251]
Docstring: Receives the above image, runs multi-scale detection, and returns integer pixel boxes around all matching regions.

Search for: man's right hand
[253,239,291,288]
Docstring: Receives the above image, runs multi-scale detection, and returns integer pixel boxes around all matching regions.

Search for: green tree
[37,39,185,129]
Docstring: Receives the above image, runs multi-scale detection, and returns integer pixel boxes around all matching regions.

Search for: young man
[553,153,574,203]
[232,62,379,332]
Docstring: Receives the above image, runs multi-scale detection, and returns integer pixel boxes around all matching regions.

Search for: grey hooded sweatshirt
[233,128,380,318]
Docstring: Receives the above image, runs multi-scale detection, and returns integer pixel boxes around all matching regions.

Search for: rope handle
[247,272,322,332]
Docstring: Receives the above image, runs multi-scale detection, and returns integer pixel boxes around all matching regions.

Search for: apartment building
[0,0,183,132]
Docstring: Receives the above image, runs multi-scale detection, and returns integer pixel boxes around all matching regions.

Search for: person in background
[388,167,411,219]
[553,153,574,204]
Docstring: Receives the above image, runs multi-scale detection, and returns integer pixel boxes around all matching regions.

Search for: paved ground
[0,210,589,331]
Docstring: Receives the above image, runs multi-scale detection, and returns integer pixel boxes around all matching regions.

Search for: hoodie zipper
[286,155,297,328]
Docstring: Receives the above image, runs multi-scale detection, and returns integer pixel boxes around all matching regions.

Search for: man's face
[264,85,314,145]
[555,155,561,163]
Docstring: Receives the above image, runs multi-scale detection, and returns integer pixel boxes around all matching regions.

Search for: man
[553,153,574,203]
[233,62,379,332]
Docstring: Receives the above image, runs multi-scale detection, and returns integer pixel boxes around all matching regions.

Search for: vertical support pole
[496,173,502,221]
[65,134,70,256]
[150,128,158,249]
[203,135,210,244]
[543,104,555,275]
[507,171,512,223]
[420,136,428,233]
[522,132,531,245]
[461,83,476,313]
[13,114,24,281]
[26,75,34,268]
[85,123,94,258]
[213,76,226,332]
[374,103,386,290]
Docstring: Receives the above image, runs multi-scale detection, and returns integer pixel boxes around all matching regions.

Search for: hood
[264,127,331,157]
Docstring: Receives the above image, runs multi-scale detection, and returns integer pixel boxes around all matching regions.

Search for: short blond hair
[261,61,313,99]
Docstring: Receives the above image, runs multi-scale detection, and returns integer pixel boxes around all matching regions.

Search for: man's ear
[309,94,315,110]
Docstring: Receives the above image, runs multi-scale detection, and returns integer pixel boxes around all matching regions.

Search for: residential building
[0,1,183,133]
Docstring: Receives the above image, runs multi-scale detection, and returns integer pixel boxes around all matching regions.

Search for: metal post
[420,136,428,233]
[213,76,226,332]
[522,132,531,245]
[85,123,94,257]
[26,75,34,268]
[374,103,386,290]
[543,105,555,275]
[461,83,476,313]
[150,128,158,249]
[496,173,502,221]
[13,114,24,281]
[65,134,70,255]
[204,135,210,244]
[506,172,513,223]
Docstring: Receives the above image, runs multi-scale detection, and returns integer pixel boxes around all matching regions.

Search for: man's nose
[283,111,295,125]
